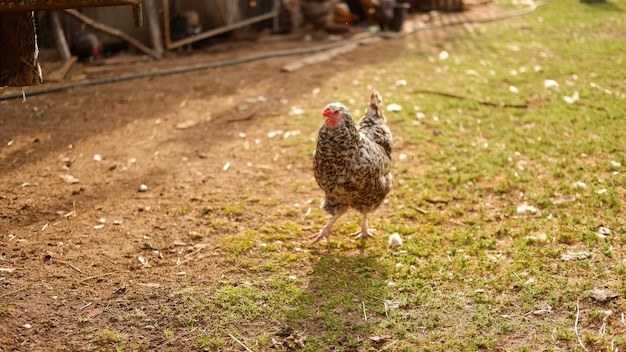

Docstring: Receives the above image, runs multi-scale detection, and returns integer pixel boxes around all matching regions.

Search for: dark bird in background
[368,0,396,31]
[311,90,393,245]
[345,0,396,30]
[168,0,202,51]
[170,10,202,42]
[301,0,340,34]
[70,29,100,61]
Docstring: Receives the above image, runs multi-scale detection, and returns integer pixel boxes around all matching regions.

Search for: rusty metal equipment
[163,0,281,51]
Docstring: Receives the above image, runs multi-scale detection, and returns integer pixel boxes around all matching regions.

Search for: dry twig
[78,272,116,284]
[0,286,30,299]
[55,260,82,273]
[413,88,528,108]
[424,197,449,204]
[412,206,428,214]
[380,340,399,351]
[174,254,207,267]
[175,246,206,266]
[156,327,196,350]
[226,113,256,124]
[575,299,589,352]
[228,333,255,352]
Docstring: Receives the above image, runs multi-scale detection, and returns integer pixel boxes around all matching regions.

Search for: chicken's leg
[310,212,343,244]
[351,213,374,239]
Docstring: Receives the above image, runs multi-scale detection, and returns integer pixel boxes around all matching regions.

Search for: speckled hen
[311,90,393,244]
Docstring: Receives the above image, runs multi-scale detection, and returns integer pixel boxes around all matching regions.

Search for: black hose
[0,3,543,101]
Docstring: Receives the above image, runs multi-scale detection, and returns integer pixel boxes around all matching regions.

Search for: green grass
[0,306,13,317]
[81,0,625,350]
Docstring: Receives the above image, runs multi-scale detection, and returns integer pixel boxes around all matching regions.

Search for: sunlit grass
[79,0,625,350]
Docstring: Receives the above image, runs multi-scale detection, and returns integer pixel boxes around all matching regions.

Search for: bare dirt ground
[0,7,499,351]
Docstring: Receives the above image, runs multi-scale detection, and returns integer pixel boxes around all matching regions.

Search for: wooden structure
[163,0,282,51]
[0,11,42,86]
[1,0,284,87]
[0,0,143,87]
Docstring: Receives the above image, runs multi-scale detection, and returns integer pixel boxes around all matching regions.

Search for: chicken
[333,5,359,25]
[301,0,340,33]
[369,0,396,31]
[70,29,100,61]
[345,0,396,29]
[311,90,393,244]
[169,0,202,52]
[170,10,202,42]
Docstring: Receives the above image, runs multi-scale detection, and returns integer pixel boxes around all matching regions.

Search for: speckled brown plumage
[310,90,393,244]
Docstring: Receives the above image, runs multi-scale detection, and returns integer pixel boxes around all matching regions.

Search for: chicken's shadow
[295,251,392,348]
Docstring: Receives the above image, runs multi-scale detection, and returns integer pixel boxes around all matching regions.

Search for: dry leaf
[532,305,552,315]
[86,308,103,319]
[61,174,80,184]
[588,288,619,302]
[561,251,591,261]
[176,120,198,130]
[516,203,538,214]
[369,335,392,343]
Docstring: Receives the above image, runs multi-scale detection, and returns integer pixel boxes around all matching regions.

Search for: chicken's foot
[350,214,374,239]
[309,227,332,244]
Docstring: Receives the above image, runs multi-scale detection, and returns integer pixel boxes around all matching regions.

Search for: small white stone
[544,79,559,89]
[597,226,611,237]
[395,79,407,86]
[516,203,538,214]
[93,154,102,162]
[138,184,148,192]
[386,103,402,112]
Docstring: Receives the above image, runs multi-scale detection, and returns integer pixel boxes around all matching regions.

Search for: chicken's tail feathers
[368,90,386,122]
[369,90,382,110]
